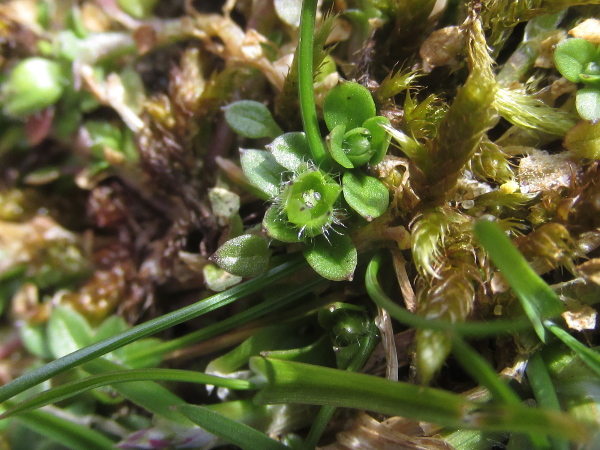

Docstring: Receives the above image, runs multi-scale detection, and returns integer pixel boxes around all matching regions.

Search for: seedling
[218,47,391,281]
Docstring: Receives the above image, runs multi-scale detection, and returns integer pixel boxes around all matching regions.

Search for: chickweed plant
[0,0,600,449]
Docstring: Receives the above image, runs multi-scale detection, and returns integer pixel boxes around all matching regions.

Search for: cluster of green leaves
[218,81,391,281]
[554,37,600,122]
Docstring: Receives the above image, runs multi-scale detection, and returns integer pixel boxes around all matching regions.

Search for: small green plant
[218,26,391,281]
[554,37,600,122]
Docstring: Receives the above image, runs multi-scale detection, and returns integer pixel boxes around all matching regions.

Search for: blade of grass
[129,274,326,364]
[250,357,597,443]
[451,335,521,405]
[303,324,378,449]
[527,352,569,450]
[473,220,564,342]
[175,404,288,450]
[366,253,531,336]
[452,336,550,449]
[1,368,254,419]
[0,254,305,404]
[545,321,600,377]
[11,406,115,450]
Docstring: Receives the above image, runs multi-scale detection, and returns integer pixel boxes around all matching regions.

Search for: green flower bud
[2,58,65,118]
[281,168,341,237]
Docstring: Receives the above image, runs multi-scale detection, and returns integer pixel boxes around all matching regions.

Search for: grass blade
[473,220,564,341]
[0,254,305,404]
[11,407,115,450]
[250,357,597,443]
[1,368,254,419]
[175,404,288,450]
[545,321,600,377]
[366,253,531,336]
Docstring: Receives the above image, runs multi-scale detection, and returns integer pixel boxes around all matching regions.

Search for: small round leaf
[576,88,600,122]
[323,82,376,131]
[554,38,597,83]
[211,234,271,278]
[303,233,357,281]
[342,172,389,221]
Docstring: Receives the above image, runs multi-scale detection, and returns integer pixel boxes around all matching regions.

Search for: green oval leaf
[211,234,271,278]
[303,233,357,281]
[263,205,305,243]
[576,87,600,122]
[240,149,284,198]
[224,100,283,139]
[267,132,311,171]
[323,82,376,131]
[342,172,389,221]
[554,38,597,83]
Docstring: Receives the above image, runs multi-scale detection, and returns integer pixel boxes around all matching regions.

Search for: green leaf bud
[2,58,65,118]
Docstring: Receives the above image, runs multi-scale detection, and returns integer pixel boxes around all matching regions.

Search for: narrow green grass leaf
[303,325,378,449]
[366,253,531,336]
[545,321,600,377]
[452,337,550,448]
[250,357,596,442]
[175,404,288,450]
[451,336,521,405]
[126,272,325,363]
[0,254,305,404]
[473,220,564,341]
[12,407,115,450]
[527,352,569,450]
[1,368,254,419]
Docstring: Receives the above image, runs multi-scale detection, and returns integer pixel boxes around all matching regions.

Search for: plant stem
[298,0,328,166]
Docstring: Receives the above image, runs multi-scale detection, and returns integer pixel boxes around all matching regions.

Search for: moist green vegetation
[0,0,600,449]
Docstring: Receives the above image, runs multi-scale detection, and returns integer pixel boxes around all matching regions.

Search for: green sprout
[554,37,600,122]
